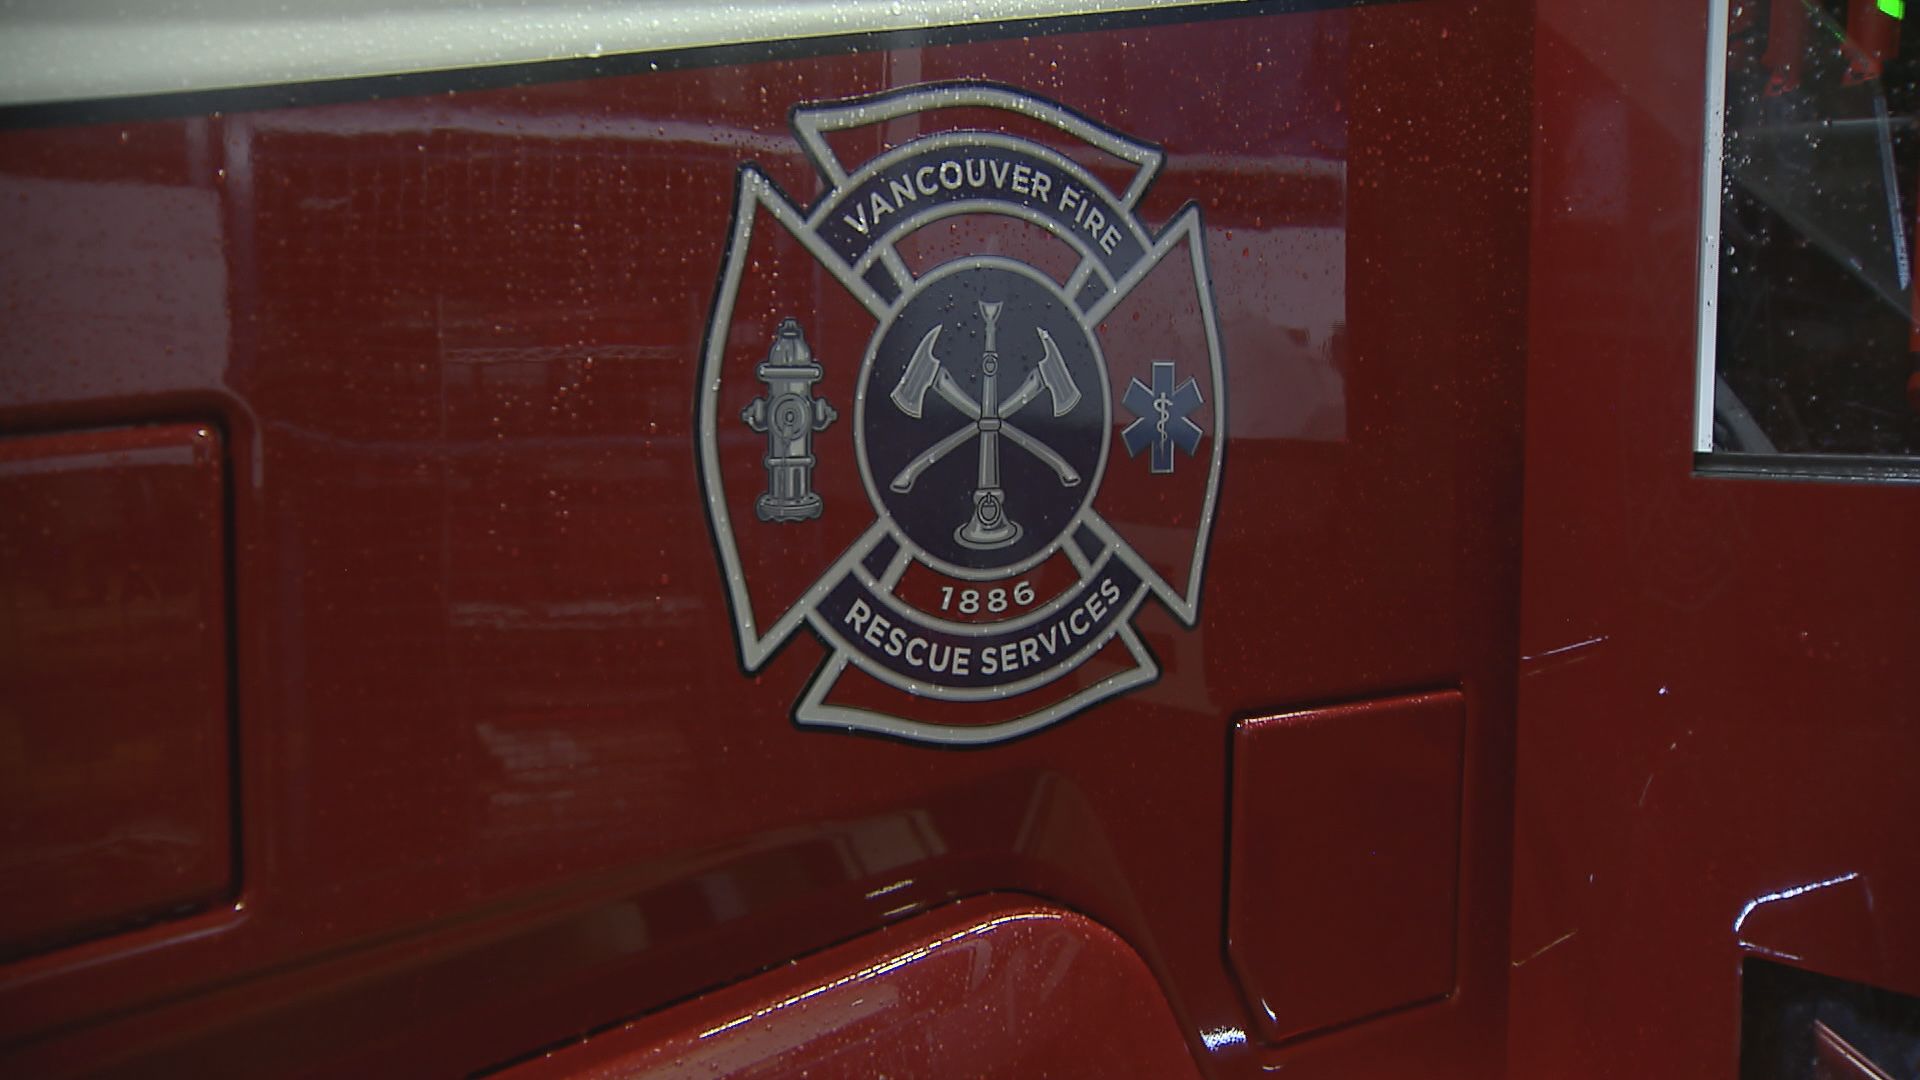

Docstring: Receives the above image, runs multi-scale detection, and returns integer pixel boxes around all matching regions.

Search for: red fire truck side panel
[0,3,1536,1076]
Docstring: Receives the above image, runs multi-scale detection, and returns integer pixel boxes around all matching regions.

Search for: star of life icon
[1122,361,1204,474]
[697,82,1228,744]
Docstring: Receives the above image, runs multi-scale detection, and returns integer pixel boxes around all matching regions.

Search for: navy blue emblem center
[858,260,1110,578]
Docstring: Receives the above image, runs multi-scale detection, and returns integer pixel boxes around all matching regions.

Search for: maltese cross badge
[697,82,1228,745]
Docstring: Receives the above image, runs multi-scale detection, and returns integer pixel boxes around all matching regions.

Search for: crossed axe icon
[887,300,1085,550]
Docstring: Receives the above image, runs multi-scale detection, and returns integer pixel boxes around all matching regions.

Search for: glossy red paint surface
[0,3,1531,1076]
[503,895,1202,1078]
[0,423,230,961]
[1513,3,1920,1076]
[1228,689,1464,1044]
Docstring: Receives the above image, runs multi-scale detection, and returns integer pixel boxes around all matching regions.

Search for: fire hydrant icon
[742,318,837,522]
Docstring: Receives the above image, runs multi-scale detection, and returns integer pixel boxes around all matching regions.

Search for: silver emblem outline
[696,81,1229,745]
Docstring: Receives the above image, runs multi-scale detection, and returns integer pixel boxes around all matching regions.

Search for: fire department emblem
[698,83,1226,744]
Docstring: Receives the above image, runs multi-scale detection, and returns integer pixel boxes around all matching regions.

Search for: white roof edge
[0,0,1237,110]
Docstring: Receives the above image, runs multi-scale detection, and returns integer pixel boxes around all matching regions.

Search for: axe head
[1034,328,1081,416]
[890,324,944,418]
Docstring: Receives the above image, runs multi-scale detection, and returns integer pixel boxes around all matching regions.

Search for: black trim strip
[1695,451,1920,485]
[0,0,1402,130]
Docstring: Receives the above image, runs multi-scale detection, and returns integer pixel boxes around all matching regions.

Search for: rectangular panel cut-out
[0,424,232,959]
[1228,689,1466,1043]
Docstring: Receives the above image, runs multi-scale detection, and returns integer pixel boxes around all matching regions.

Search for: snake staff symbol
[697,82,1229,745]
[887,299,1083,551]
[1122,361,1205,475]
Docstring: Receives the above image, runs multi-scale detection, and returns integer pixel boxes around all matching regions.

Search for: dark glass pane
[1714,0,1920,457]
[1740,958,1920,1079]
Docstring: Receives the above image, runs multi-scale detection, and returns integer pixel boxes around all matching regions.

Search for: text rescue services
[840,576,1126,679]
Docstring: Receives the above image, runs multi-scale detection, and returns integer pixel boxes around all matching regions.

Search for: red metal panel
[1515,3,1920,1076]
[502,896,1202,1079]
[0,424,230,959]
[0,3,1532,1075]
[1229,690,1464,1043]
